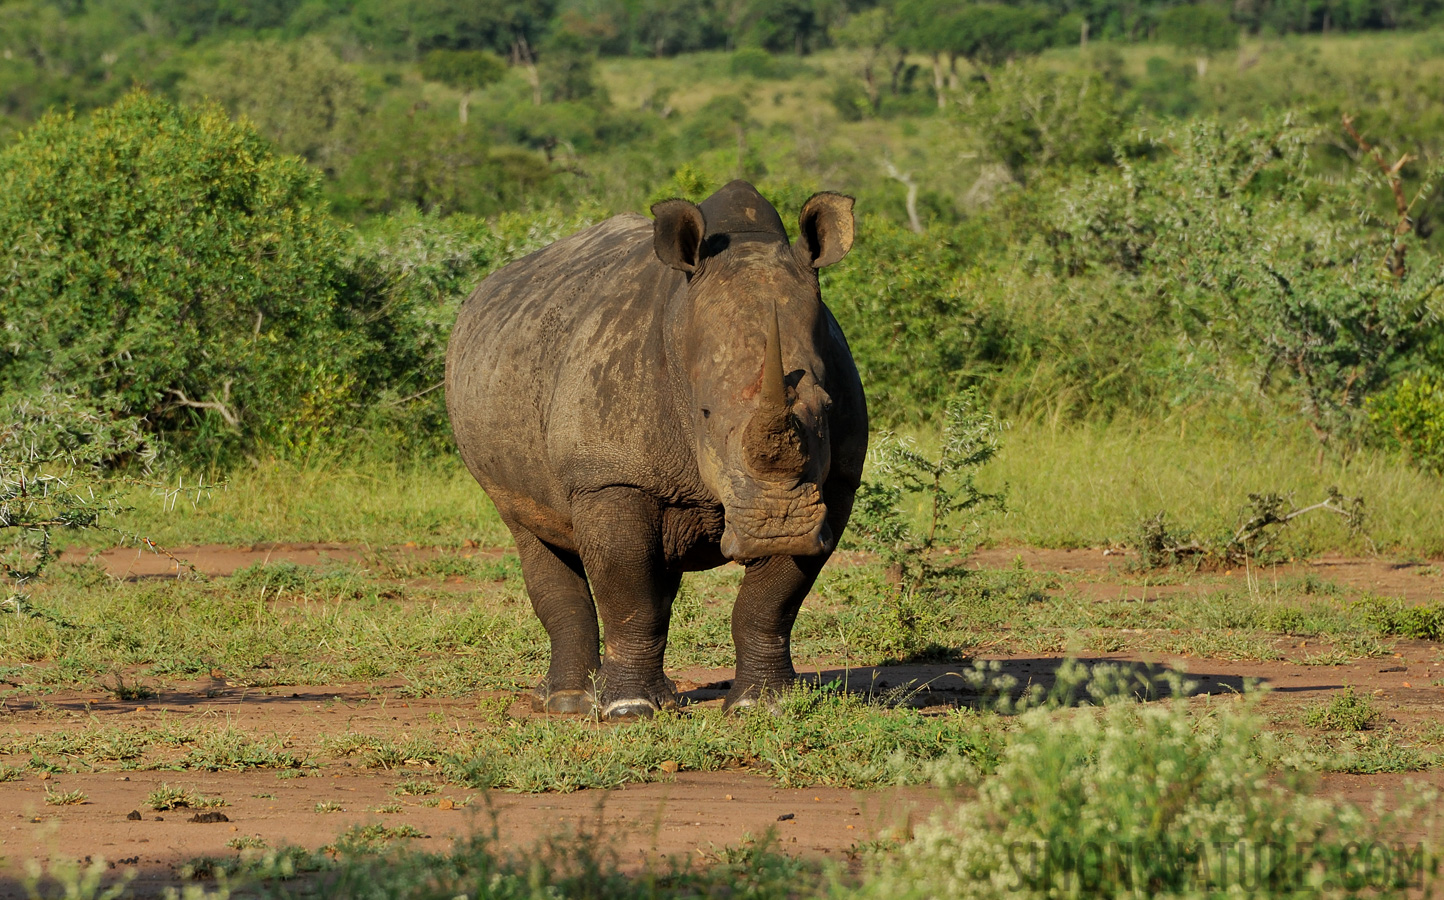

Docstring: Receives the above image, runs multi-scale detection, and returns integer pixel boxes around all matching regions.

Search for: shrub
[1036,115,1444,445]
[0,91,354,459]
[1303,686,1380,731]
[2,391,153,609]
[869,687,1439,898]
[1368,374,1444,472]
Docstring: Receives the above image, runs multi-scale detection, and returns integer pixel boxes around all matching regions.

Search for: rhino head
[652,180,855,561]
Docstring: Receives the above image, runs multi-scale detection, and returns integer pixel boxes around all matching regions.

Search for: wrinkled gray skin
[445,181,867,719]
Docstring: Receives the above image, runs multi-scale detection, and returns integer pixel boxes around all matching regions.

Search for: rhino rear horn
[795,192,855,269]
[652,199,705,273]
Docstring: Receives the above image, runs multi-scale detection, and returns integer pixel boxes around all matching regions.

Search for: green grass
[974,418,1444,554]
[1303,686,1381,732]
[79,415,1444,559]
[4,551,1435,708]
[102,457,510,550]
[21,684,1439,899]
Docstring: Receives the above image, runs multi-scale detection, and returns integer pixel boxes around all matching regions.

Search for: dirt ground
[3,544,1439,896]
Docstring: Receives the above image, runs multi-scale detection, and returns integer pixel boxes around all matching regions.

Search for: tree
[831,7,894,114]
[180,37,366,175]
[0,91,354,456]
[1156,3,1238,77]
[333,97,552,218]
[419,49,507,123]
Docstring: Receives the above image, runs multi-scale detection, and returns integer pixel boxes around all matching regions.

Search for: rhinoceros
[445,180,867,719]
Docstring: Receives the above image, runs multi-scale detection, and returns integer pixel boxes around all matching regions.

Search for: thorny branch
[1342,113,1416,279]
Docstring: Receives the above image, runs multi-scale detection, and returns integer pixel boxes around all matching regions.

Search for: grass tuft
[1303,686,1380,731]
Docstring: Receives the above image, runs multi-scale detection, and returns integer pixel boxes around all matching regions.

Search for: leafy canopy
[0,91,352,454]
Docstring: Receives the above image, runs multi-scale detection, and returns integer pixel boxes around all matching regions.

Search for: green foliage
[869,681,1440,899]
[1156,4,1239,55]
[1368,373,1444,472]
[179,37,364,174]
[1036,114,1444,444]
[850,390,1006,590]
[730,47,790,79]
[1,392,153,609]
[1358,595,1444,641]
[330,96,553,219]
[961,66,1128,182]
[419,48,507,92]
[0,92,352,457]
[1303,686,1380,731]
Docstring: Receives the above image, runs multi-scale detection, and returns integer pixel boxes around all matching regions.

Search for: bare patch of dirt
[1,769,926,898]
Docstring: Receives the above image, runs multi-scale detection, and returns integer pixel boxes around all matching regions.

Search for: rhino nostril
[701,408,711,419]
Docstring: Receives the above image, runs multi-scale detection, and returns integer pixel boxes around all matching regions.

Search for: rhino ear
[651,199,706,273]
[796,192,855,269]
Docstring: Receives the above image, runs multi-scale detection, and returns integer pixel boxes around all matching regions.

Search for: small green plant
[147,785,225,810]
[107,673,155,702]
[1359,595,1444,641]
[850,389,1006,586]
[226,835,269,850]
[1304,686,1380,731]
[873,688,1439,899]
[2,393,150,612]
[314,800,344,813]
[0,766,24,782]
[393,778,439,796]
[325,824,427,855]
[44,787,87,806]
[371,803,403,814]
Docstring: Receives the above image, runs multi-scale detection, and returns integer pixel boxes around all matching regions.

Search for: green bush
[1368,374,1444,472]
[1032,115,1444,444]
[869,678,1439,898]
[2,391,152,608]
[1303,686,1380,731]
[0,91,354,459]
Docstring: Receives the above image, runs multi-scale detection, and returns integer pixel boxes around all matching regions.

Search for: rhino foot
[600,698,661,720]
[595,672,679,721]
[529,687,593,715]
[723,683,787,714]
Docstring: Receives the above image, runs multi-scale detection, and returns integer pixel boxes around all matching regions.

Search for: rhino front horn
[743,300,806,477]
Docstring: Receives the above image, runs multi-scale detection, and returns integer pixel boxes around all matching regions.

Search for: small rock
[188,811,229,824]
[659,760,679,774]
[154,817,164,822]
[438,798,455,810]
[777,813,794,822]
[126,810,142,821]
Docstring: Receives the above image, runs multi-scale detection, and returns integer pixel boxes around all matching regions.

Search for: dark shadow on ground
[682,655,1334,710]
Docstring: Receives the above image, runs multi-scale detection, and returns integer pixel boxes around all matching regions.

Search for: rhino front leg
[508,521,600,715]
[573,487,681,720]
[725,553,827,710]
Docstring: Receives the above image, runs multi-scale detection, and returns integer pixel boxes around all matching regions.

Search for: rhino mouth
[719,482,832,560]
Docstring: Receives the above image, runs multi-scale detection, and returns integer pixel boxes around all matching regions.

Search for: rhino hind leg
[574,488,682,720]
[724,553,828,711]
[508,522,601,715]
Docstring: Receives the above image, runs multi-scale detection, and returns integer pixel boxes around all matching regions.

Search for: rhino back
[445,214,695,547]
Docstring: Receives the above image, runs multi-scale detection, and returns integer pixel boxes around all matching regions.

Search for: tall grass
[93,413,1444,557]
[108,458,509,549]
[976,417,1444,554]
